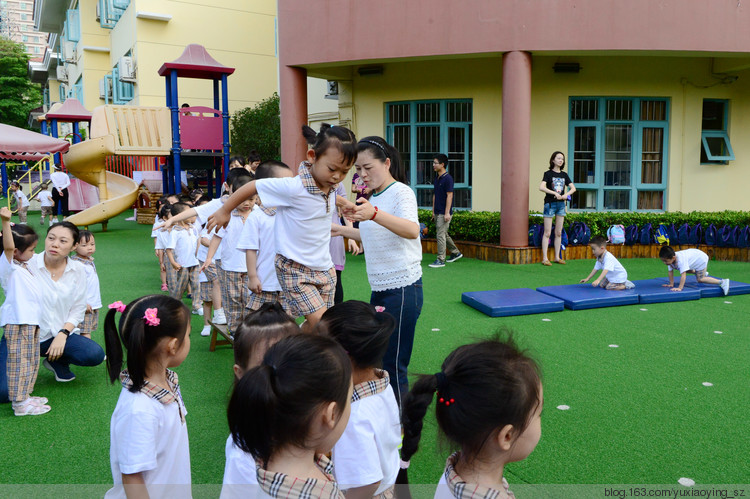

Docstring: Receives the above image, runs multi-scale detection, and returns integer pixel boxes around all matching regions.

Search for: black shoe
[446,252,463,263]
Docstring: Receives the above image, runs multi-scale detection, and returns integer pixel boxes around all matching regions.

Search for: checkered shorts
[199,261,217,302]
[17,207,28,223]
[691,268,707,280]
[169,265,200,304]
[274,254,335,319]
[4,324,40,403]
[598,278,625,290]
[246,290,288,313]
[221,269,248,332]
[40,206,54,218]
[77,309,100,336]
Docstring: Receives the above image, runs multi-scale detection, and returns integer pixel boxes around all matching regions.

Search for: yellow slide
[63,105,171,227]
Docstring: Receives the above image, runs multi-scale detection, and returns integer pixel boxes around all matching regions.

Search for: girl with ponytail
[226,334,352,499]
[400,334,543,499]
[103,295,192,499]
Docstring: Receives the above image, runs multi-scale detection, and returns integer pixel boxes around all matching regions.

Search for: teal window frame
[385,99,473,210]
[99,0,129,28]
[73,76,83,102]
[59,83,66,102]
[65,8,81,43]
[701,99,734,164]
[568,97,670,212]
[112,67,134,104]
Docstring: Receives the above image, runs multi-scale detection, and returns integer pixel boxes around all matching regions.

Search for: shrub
[230,93,280,161]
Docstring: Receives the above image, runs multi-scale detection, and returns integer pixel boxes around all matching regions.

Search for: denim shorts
[543,201,566,217]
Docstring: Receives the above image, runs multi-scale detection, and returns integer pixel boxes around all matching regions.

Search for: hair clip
[375,306,386,313]
[108,301,126,313]
[143,308,160,326]
[437,396,455,407]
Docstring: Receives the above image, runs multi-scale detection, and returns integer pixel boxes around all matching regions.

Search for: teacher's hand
[345,199,377,222]
[46,333,67,361]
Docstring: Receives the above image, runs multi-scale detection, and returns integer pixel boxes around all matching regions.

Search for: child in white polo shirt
[37,184,54,226]
[203,174,255,333]
[165,203,200,313]
[207,124,358,332]
[10,182,30,224]
[237,161,293,314]
[659,245,730,295]
[70,230,102,338]
[580,235,634,290]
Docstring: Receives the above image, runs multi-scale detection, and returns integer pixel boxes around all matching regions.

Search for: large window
[385,100,473,209]
[701,99,734,164]
[568,97,669,211]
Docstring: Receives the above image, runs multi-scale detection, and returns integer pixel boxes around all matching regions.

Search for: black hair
[318,300,395,370]
[11,224,39,253]
[165,194,180,204]
[229,155,246,167]
[355,135,407,184]
[590,235,607,247]
[78,229,94,244]
[181,103,190,108]
[227,334,351,466]
[178,196,193,205]
[229,169,252,194]
[104,295,190,392]
[548,151,566,170]
[189,189,203,202]
[170,202,191,217]
[254,160,290,181]
[659,245,676,259]
[432,153,449,168]
[226,167,252,189]
[302,123,357,166]
[11,181,21,191]
[47,221,80,244]
[195,197,209,207]
[401,333,542,464]
[233,302,299,371]
[156,197,170,209]
[158,203,172,220]
[247,150,261,164]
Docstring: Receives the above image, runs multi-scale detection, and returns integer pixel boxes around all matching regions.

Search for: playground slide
[63,135,140,227]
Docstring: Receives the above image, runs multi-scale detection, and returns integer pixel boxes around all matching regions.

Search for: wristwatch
[59,329,70,337]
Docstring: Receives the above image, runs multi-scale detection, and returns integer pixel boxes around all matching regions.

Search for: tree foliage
[230,92,280,161]
[0,38,42,129]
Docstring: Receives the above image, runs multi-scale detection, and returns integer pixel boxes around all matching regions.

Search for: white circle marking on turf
[609,344,619,348]
[640,308,648,311]
[431,328,440,332]
[556,405,570,411]
[542,318,552,322]
[702,382,713,387]
[724,301,732,304]
[713,330,723,334]
[678,478,695,487]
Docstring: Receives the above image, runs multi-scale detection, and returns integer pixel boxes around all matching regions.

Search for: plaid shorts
[169,265,200,305]
[246,290,288,314]
[199,261,217,302]
[598,278,625,290]
[275,254,335,318]
[692,268,707,280]
[4,324,40,403]
[221,269,248,332]
[17,207,28,223]
[77,309,100,336]
[40,206,54,218]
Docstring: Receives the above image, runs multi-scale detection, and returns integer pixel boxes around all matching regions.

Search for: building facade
[0,0,49,57]
[277,0,750,246]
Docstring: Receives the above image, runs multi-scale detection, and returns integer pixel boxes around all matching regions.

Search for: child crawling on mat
[580,235,634,290]
[659,246,730,295]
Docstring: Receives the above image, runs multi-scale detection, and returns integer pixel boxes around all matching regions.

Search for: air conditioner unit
[62,40,77,63]
[99,77,112,99]
[56,66,68,83]
[326,81,339,96]
[118,56,136,82]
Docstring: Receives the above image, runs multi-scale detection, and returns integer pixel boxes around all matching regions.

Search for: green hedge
[418,209,750,244]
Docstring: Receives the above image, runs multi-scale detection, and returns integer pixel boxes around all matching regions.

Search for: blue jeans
[371,278,423,407]
[0,333,105,403]
[543,201,566,217]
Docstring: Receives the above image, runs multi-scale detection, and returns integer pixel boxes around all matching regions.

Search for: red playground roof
[158,44,236,80]
[45,98,92,122]
[0,123,70,160]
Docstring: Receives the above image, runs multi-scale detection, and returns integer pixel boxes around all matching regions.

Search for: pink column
[500,51,532,248]
[279,65,308,172]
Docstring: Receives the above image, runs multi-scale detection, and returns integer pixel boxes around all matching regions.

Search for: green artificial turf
[1,214,749,493]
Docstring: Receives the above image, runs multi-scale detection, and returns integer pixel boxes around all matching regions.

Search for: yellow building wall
[66,0,113,109]
[348,55,750,213]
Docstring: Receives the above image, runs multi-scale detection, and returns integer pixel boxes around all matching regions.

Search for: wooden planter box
[421,239,750,265]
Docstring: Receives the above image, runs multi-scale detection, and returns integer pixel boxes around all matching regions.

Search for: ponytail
[228,364,278,464]
[302,123,357,166]
[356,136,406,184]
[104,308,124,383]
[400,374,439,462]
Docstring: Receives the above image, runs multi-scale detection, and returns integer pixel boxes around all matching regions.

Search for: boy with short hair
[580,235,634,290]
[165,202,201,312]
[659,246,730,295]
[428,153,462,268]
[37,184,54,226]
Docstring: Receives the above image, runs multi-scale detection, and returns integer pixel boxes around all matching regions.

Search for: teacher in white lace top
[334,136,423,406]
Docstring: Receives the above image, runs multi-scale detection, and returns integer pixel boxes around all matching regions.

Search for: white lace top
[359,182,422,291]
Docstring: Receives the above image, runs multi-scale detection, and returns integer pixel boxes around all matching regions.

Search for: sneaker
[720,279,730,296]
[212,308,227,325]
[13,398,51,416]
[200,325,211,337]
[43,358,75,382]
[428,259,445,268]
[624,280,636,289]
[446,252,463,263]
[192,308,203,316]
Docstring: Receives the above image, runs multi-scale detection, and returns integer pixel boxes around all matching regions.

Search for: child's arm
[200,235,222,272]
[121,472,149,499]
[331,223,361,242]
[663,268,675,287]
[206,181,258,233]
[165,249,181,270]
[200,236,211,248]
[592,269,608,287]
[245,249,262,294]
[672,272,687,291]
[343,217,361,254]
[1,207,14,261]
[158,207,197,230]
[580,267,598,283]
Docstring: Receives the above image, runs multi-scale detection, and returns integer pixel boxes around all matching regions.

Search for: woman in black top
[538,151,576,265]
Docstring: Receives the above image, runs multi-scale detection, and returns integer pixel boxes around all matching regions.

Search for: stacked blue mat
[462,278,750,317]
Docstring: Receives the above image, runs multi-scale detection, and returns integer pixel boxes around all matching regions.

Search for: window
[65,8,81,43]
[701,99,734,164]
[73,76,84,102]
[385,100,473,209]
[20,12,27,20]
[569,97,669,211]
[20,2,26,9]
[112,67,134,104]
[99,0,130,28]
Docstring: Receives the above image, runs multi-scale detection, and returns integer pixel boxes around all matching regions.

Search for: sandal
[13,399,51,416]
[541,260,552,266]
[554,259,566,265]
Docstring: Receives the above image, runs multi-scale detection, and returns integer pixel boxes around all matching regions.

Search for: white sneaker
[192,308,203,316]
[720,279,730,296]
[200,325,211,337]
[624,280,635,289]
[212,308,227,325]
